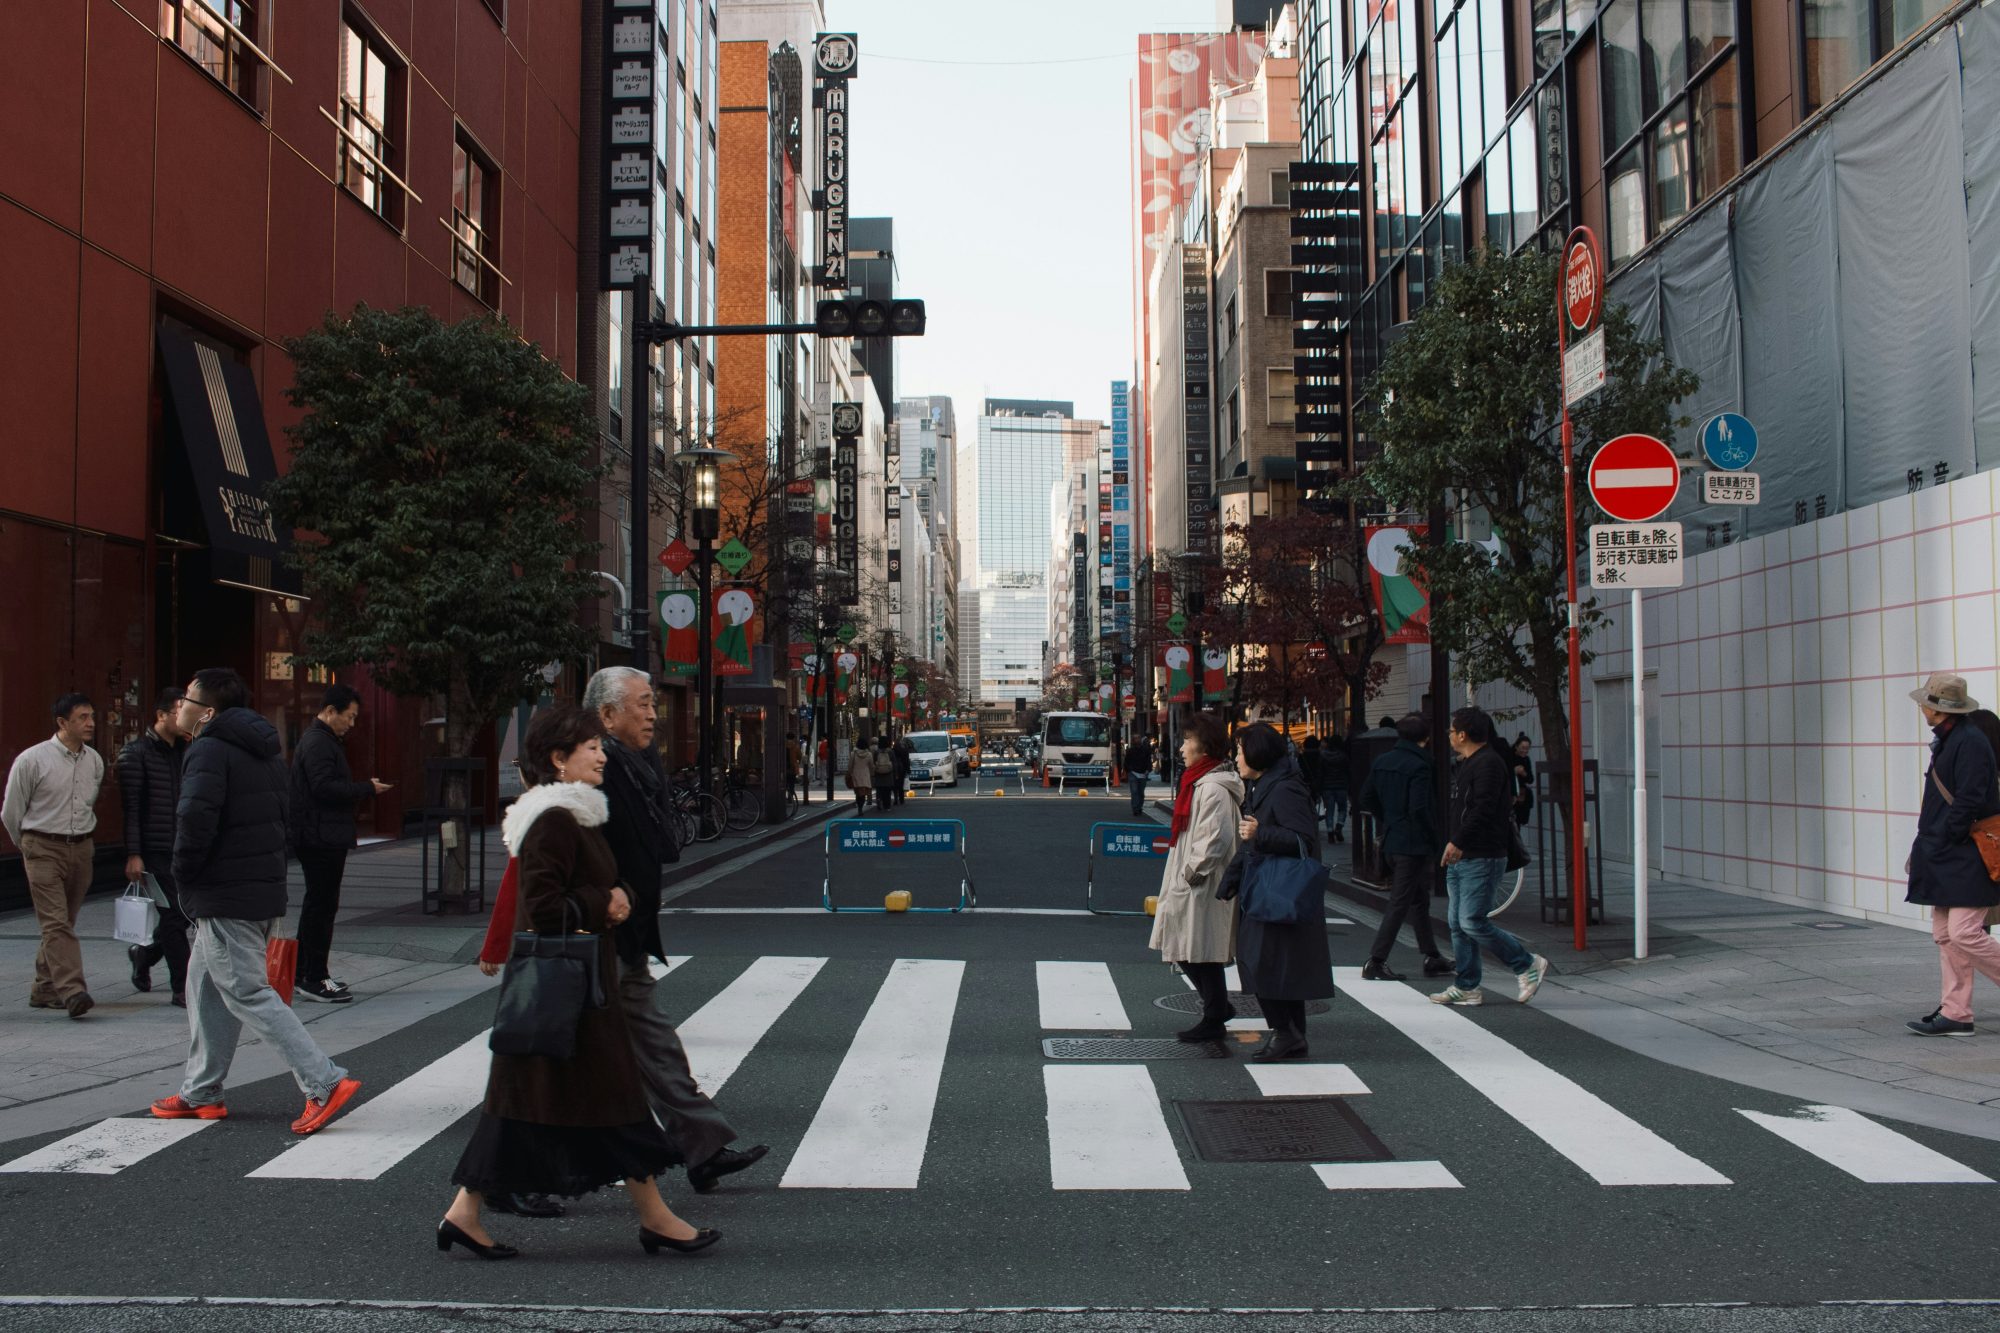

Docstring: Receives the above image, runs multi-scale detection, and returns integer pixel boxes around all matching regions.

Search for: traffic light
[815,298,926,339]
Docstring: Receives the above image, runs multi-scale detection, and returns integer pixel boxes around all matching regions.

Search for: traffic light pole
[629,318,651,675]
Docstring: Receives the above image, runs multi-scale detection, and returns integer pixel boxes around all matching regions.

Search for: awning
[156,324,300,597]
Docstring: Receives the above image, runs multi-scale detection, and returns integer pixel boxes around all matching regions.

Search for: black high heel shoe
[639,1224,722,1255]
[436,1218,519,1260]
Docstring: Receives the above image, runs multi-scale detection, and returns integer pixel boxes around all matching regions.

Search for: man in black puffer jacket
[117,688,191,1004]
[1432,707,1547,1009]
[152,668,361,1136]
[288,682,387,1003]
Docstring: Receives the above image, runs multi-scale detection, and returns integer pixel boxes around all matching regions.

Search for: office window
[451,133,498,303]
[1266,368,1295,426]
[1223,294,1238,352]
[1264,269,1294,318]
[1690,55,1741,204]
[1803,0,1948,112]
[160,0,260,103]
[340,17,403,224]
[1269,169,1290,208]
[1437,22,1463,187]
[608,293,626,426]
[1225,390,1241,456]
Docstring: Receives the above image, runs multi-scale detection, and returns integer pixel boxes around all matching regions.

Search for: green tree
[270,305,603,897]
[1359,248,1697,821]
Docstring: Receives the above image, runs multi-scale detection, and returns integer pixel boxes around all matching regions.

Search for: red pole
[1560,226,1599,951]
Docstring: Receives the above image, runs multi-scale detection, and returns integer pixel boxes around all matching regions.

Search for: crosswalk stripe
[1036,961,1131,1030]
[1043,1065,1189,1190]
[0,1117,218,1174]
[1312,1161,1462,1189]
[650,955,693,979]
[1334,967,1731,1186]
[1736,1105,1993,1184]
[1246,1064,1370,1097]
[780,958,964,1189]
[248,1031,492,1180]
[678,956,828,1095]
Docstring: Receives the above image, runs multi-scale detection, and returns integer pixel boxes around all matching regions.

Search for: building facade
[897,395,960,678]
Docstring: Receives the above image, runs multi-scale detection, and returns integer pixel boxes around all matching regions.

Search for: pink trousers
[1930,906,2000,1022]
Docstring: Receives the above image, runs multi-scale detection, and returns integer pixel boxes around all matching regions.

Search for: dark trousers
[1181,962,1233,1024]
[133,860,192,995]
[1128,771,1150,816]
[1369,852,1442,964]
[1259,997,1307,1040]
[875,782,896,809]
[619,958,739,1168]
[294,848,348,987]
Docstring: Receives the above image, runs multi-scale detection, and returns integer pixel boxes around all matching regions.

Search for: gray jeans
[620,957,738,1167]
[181,916,345,1106]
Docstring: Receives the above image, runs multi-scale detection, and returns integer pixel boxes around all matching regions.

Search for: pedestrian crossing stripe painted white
[1036,961,1131,1030]
[649,955,693,979]
[1334,967,1731,1187]
[1736,1105,1993,1184]
[249,1032,492,1180]
[678,956,828,1095]
[780,958,965,1189]
[1246,1064,1370,1097]
[1043,1065,1189,1190]
[1312,1161,1462,1190]
[0,1117,217,1174]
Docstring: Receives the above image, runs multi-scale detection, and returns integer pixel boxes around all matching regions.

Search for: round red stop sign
[1564,240,1600,332]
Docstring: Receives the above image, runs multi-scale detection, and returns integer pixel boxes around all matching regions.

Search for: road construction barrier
[822,818,974,914]
[975,762,1028,796]
[1051,764,1115,795]
[1086,821,1172,916]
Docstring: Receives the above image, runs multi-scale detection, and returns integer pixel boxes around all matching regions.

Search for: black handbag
[1506,822,1531,872]
[489,896,606,1060]
[1239,833,1331,925]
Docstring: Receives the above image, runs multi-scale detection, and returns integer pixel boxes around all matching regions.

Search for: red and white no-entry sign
[886,829,907,848]
[1588,434,1680,523]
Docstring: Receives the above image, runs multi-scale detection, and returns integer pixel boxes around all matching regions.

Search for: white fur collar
[502,782,609,853]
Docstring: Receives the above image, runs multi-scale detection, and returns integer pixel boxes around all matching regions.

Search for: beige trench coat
[1148,766,1246,963]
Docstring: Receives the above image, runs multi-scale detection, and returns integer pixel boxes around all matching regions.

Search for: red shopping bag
[266,934,298,1006]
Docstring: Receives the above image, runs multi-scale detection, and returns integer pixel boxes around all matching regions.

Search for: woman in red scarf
[1148,713,1246,1042]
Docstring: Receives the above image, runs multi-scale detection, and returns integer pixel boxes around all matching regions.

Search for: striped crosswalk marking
[1246,1064,1370,1097]
[781,959,964,1189]
[1043,1065,1189,1190]
[678,956,828,1095]
[1334,967,1730,1186]
[249,1032,491,1180]
[1736,1105,1992,1184]
[650,955,693,979]
[1036,961,1131,1030]
[0,1117,218,1174]
[1313,1161,1462,1189]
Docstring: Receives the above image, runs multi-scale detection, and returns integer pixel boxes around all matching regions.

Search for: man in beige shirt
[2,694,107,1017]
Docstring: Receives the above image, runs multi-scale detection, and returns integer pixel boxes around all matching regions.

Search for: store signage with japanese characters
[599,0,656,290]
[815,33,857,291]
[1701,472,1761,506]
[1588,523,1685,589]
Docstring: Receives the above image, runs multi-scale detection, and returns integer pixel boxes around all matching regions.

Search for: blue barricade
[1086,821,1171,916]
[823,818,974,913]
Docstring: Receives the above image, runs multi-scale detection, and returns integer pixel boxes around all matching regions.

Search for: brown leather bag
[1928,769,2000,927]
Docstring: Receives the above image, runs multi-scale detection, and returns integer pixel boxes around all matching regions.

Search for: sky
[823,0,1227,431]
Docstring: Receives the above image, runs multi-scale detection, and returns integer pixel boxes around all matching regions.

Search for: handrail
[319,105,424,205]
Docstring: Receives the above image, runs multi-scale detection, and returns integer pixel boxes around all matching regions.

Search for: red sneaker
[150,1095,228,1120]
[291,1076,362,1135]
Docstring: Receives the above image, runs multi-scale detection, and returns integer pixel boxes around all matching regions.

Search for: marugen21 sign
[835,822,961,853]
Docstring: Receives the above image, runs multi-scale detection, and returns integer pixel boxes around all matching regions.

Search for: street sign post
[1702,472,1761,505]
[1700,412,1759,471]
[1586,433,1684,962]
[1558,227,1602,952]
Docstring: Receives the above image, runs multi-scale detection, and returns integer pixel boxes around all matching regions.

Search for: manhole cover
[1153,992,1330,1017]
[1800,920,1866,931]
[1041,1037,1230,1060]
[1175,1098,1392,1163]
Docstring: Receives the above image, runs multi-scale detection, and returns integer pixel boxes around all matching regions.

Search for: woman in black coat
[1224,723,1332,1062]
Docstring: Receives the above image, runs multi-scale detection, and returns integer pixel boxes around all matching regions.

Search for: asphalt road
[2,789,1998,1329]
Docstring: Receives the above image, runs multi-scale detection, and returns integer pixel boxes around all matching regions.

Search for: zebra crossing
[1,953,1993,1192]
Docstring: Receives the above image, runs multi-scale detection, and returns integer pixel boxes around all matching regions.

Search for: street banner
[892,680,911,720]
[712,585,757,677]
[1119,676,1136,711]
[659,588,699,678]
[1202,648,1227,698]
[834,649,858,706]
[1162,643,1194,704]
[802,652,827,702]
[1363,523,1430,644]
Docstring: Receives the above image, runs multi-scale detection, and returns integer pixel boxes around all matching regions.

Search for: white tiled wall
[1396,472,2000,931]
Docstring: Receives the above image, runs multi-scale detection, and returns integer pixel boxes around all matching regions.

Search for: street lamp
[676,445,732,796]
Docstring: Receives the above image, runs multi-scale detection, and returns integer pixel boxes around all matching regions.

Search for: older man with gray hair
[586,667,767,1193]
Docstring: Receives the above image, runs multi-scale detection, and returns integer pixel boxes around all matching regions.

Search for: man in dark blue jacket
[1432,707,1547,1008]
[288,682,388,1003]
[1357,714,1451,981]
[150,668,361,1136]
[117,688,191,1005]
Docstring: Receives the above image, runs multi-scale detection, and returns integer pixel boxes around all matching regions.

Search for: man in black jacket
[288,683,388,1003]
[151,668,360,1135]
[1357,715,1451,982]
[586,667,767,1194]
[1124,733,1154,815]
[118,688,192,1005]
[1432,707,1548,1008]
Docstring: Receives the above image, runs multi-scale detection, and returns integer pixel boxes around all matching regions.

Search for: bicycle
[667,770,725,843]
[718,768,762,833]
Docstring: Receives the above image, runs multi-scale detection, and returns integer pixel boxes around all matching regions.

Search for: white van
[904,731,959,787]
[1039,711,1115,786]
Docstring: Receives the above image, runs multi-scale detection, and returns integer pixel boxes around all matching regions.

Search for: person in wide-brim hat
[1905,671,2000,1037]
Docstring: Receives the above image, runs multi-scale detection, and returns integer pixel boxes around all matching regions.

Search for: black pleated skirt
[450,1113,682,1199]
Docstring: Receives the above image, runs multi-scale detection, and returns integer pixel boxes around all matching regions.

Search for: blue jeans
[1323,787,1348,832]
[1128,770,1151,815]
[1445,857,1533,991]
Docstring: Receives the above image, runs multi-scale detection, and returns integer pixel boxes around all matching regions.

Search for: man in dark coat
[890,735,911,806]
[586,667,768,1193]
[152,668,361,1135]
[1433,707,1548,1008]
[118,688,192,1005]
[288,683,388,1003]
[1124,733,1155,816]
[1357,714,1451,981]
[1905,673,2000,1036]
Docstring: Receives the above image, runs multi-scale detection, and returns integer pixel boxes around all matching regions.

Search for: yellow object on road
[1143,895,1158,916]
[884,890,912,912]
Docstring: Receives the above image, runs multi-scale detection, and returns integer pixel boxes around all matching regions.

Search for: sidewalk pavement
[0,796,841,1139]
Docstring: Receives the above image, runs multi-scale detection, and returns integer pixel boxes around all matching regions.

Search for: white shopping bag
[113,883,159,945]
